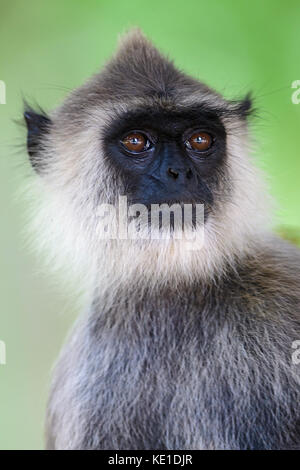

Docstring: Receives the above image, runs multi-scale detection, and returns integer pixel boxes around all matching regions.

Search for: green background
[0,0,299,449]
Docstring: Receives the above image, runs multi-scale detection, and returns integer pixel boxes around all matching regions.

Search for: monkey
[23,29,300,450]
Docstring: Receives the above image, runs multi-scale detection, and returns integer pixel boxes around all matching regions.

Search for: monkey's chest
[52,296,296,450]
[74,315,247,449]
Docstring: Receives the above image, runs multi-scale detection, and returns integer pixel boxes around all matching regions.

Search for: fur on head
[24,29,271,292]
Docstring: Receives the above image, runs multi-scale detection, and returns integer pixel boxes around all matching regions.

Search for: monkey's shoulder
[219,235,300,320]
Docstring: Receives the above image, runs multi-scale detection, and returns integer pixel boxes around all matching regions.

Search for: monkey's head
[24,30,269,287]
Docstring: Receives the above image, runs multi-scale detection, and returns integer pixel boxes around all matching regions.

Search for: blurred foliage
[278,226,300,246]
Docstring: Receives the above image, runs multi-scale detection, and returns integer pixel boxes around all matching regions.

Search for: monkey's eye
[185,132,213,152]
[121,132,152,154]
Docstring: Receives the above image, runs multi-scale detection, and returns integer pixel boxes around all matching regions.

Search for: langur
[24,30,300,450]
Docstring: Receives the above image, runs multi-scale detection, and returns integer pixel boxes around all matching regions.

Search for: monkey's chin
[95,233,208,290]
[99,224,206,256]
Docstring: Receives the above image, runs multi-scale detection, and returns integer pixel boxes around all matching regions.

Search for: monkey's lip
[129,198,206,207]
[129,199,211,216]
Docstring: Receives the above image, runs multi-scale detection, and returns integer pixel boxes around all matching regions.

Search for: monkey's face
[24,30,268,282]
[103,105,227,220]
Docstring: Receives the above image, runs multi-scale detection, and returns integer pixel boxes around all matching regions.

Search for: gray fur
[45,236,300,450]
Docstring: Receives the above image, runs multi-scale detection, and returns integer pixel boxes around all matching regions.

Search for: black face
[103,106,227,217]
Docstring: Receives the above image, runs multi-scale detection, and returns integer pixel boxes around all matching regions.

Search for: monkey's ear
[24,107,52,173]
[235,92,254,119]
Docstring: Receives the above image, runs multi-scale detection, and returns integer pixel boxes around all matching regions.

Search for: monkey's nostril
[168,167,179,179]
[186,169,193,179]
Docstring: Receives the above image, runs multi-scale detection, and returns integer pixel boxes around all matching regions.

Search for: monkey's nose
[167,167,193,180]
[167,167,179,179]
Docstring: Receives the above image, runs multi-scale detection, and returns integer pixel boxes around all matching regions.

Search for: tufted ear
[24,106,52,173]
[235,92,253,119]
